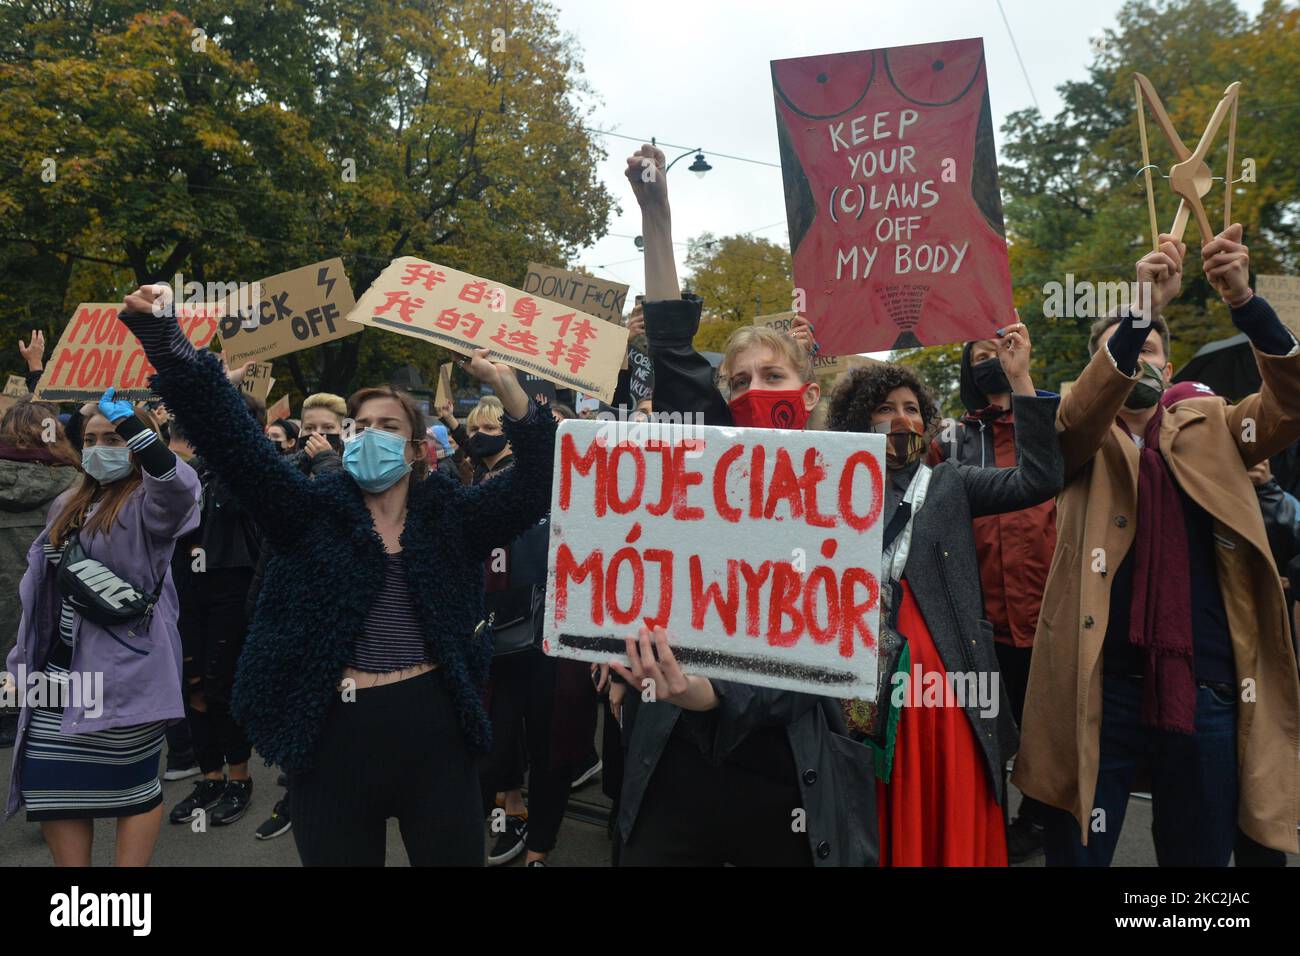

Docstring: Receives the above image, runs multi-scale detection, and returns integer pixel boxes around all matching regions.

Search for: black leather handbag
[489,584,545,657]
[55,529,161,633]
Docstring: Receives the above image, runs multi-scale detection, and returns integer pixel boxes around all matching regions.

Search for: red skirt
[876,580,1007,866]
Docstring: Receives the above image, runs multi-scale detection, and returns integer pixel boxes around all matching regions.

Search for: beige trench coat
[1014,339,1300,853]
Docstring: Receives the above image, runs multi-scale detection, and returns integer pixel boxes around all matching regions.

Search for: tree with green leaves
[1000,0,1299,392]
[683,231,792,353]
[0,0,613,402]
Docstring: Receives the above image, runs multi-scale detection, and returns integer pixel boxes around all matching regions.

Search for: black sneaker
[570,758,602,790]
[254,796,292,840]
[163,751,200,781]
[210,778,253,826]
[1006,815,1046,864]
[487,814,528,866]
[170,777,227,824]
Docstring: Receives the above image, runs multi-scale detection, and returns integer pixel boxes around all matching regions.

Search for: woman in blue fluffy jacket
[117,285,556,866]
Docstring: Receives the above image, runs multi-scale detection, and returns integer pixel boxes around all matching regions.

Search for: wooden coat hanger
[1134,73,1240,251]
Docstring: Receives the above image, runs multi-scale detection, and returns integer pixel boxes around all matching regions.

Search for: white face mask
[82,445,133,483]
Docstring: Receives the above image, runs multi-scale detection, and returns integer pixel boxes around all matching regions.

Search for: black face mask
[297,433,344,454]
[971,357,1011,399]
[469,431,508,459]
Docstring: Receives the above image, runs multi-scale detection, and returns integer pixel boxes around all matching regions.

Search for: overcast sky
[551,0,1264,302]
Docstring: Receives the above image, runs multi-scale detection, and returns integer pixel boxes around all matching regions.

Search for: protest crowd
[2,79,1299,869]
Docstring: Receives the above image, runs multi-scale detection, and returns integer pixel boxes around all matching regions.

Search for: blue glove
[97,387,135,424]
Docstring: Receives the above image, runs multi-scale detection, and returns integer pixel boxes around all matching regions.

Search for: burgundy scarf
[1122,407,1196,733]
[0,440,63,465]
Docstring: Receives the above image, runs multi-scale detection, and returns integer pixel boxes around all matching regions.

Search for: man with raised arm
[1015,225,1300,865]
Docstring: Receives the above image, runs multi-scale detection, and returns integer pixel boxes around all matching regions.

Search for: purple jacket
[5,462,200,819]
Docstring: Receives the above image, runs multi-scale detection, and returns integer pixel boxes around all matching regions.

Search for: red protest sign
[543,420,887,698]
[771,37,1014,354]
[34,303,221,402]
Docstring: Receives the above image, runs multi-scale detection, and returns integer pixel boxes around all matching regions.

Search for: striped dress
[18,544,167,821]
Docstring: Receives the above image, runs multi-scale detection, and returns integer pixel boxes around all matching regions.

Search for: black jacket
[117,306,557,772]
[243,447,341,618]
[623,294,875,866]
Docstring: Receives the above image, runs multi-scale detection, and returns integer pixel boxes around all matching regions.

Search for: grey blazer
[897,393,1064,804]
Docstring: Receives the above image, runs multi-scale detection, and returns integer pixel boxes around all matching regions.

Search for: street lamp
[652,137,712,179]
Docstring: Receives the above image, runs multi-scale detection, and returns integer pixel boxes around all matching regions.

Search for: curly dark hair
[827,363,938,434]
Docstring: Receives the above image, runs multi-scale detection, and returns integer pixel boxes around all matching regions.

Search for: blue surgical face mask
[342,427,411,493]
[82,445,134,484]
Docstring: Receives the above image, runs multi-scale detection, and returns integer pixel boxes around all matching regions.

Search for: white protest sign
[543,419,886,698]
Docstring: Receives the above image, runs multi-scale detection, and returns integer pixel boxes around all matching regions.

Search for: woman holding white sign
[612,143,874,867]
[115,285,556,867]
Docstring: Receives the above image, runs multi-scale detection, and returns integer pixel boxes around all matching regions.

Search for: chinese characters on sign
[346,257,629,404]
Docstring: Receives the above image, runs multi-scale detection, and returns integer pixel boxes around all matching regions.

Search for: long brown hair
[48,408,163,548]
[346,385,429,481]
[0,399,80,467]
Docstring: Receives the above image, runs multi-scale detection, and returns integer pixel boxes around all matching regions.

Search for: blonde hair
[466,395,504,430]
[302,392,346,419]
[721,326,813,383]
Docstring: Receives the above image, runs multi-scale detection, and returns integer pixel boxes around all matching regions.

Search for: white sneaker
[570,759,602,790]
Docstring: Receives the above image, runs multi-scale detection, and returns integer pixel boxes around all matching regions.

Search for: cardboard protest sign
[238,362,275,404]
[1257,276,1300,338]
[266,394,291,424]
[0,375,25,415]
[219,258,358,367]
[543,419,887,698]
[346,257,629,404]
[434,364,453,411]
[771,37,1014,355]
[753,311,845,377]
[524,263,629,324]
[34,303,222,402]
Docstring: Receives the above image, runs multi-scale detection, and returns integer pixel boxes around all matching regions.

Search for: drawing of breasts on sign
[771,37,1013,356]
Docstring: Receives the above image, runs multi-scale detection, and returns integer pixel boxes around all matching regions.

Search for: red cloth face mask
[728,385,813,430]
